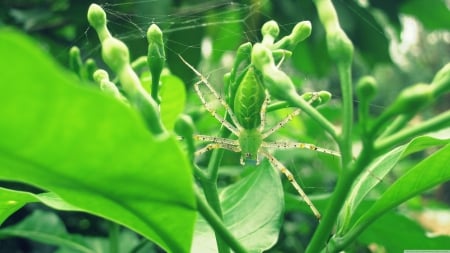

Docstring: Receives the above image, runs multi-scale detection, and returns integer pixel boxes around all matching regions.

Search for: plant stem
[305,167,356,253]
[109,222,119,253]
[306,0,354,250]
[195,192,248,253]
[199,148,230,253]
[375,110,450,154]
[288,93,338,141]
[337,64,354,165]
[198,125,231,253]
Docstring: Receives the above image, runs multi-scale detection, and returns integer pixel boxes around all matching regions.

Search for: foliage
[0,1,449,253]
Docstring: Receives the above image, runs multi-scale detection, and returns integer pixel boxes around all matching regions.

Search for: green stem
[375,110,450,154]
[305,167,357,253]
[337,63,354,165]
[109,222,119,253]
[198,125,231,253]
[196,192,248,253]
[288,94,338,141]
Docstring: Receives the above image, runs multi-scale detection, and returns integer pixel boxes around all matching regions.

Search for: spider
[180,56,340,220]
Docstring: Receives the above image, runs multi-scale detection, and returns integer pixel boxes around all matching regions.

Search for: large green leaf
[338,136,450,233]
[0,28,195,253]
[192,160,284,253]
[0,187,81,225]
[357,206,450,252]
[0,210,146,253]
[351,143,450,233]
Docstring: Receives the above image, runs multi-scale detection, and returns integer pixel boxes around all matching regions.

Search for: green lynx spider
[180,57,340,220]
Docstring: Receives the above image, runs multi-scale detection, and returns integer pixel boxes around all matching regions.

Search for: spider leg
[258,90,271,132]
[262,92,320,139]
[195,142,241,157]
[179,55,243,134]
[194,134,239,146]
[262,141,340,157]
[261,150,321,220]
[191,80,240,136]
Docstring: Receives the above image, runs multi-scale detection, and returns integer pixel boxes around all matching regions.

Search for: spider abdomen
[233,66,265,130]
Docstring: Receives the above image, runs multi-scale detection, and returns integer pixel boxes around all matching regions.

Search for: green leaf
[357,208,450,252]
[141,71,186,131]
[401,0,450,31]
[192,160,284,253]
[0,28,195,253]
[0,188,81,225]
[338,135,450,233]
[160,74,186,130]
[0,210,96,253]
[0,210,146,253]
[351,143,450,234]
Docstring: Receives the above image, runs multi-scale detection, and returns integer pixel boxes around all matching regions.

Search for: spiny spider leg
[194,134,239,146]
[258,90,271,132]
[192,80,239,135]
[179,55,243,134]
[261,150,321,220]
[262,141,340,157]
[195,142,241,157]
[262,92,320,139]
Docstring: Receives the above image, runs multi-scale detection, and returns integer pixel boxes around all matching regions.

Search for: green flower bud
[69,46,82,77]
[273,21,312,51]
[147,24,165,75]
[101,37,129,72]
[174,114,196,160]
[251,43,297,102]
[430,63,450,96]
[384,83,433,117]
[93,69,109,84]
[302,91,332,107]
[85,58,97,81]
[147,24,165,103]
[290,21,312,45]
[326,28,353,65]
[174,114,195,140]
[93,69,128,104]
[356,76,377,102]
[87,4,111,42]
[227,42,253,105]
[261,20,279,45]
[87,4,106,30]
[318,90,332,104]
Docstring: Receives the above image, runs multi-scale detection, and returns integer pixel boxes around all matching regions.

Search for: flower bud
[356,76,377,102]
[261,20,279,45]
[430,63,450,97]
[251,43,297,102]
[273,21,311,51]
[69,46,82,76]
[87,4,111,42]
[101,37,129,72]
[384,83,433,117]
